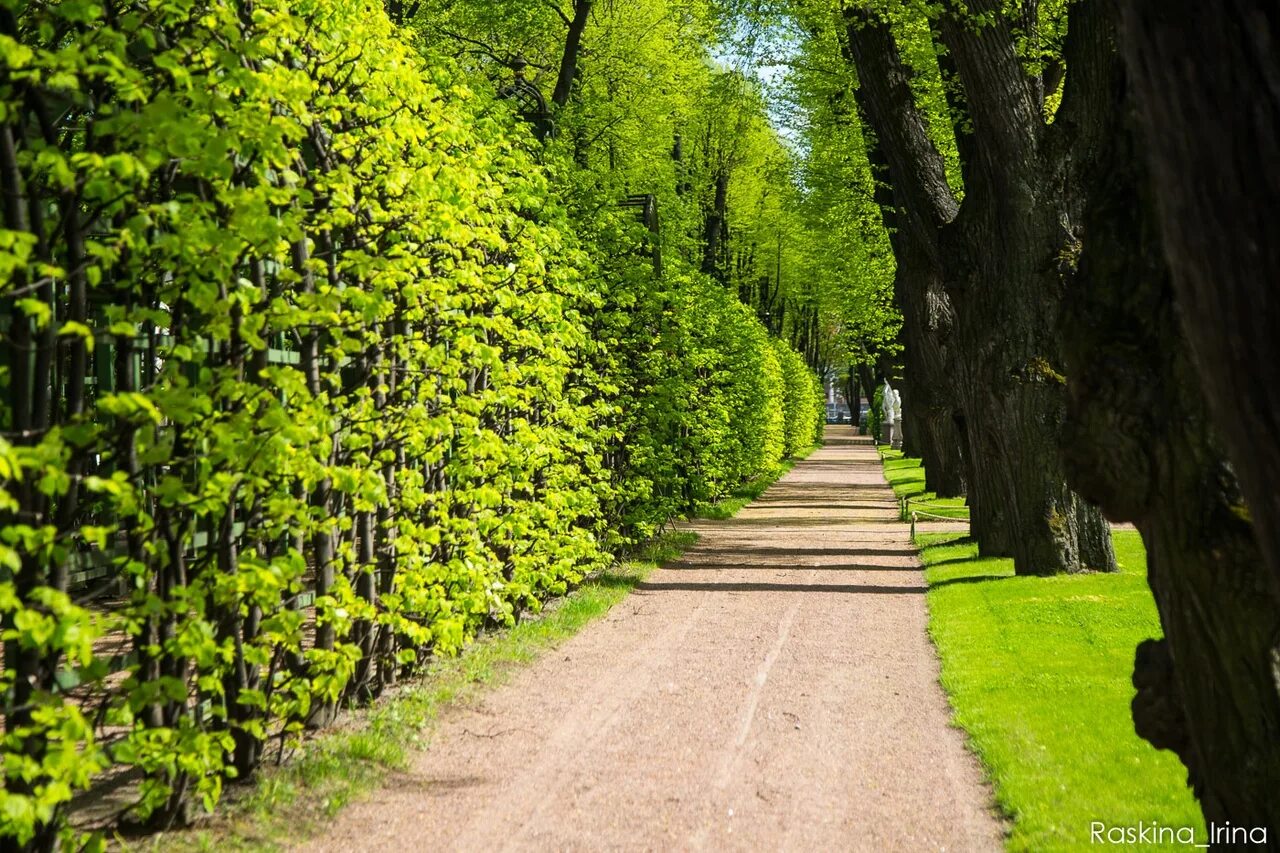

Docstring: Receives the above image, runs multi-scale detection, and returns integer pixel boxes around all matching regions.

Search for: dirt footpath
[301,427,1003,852]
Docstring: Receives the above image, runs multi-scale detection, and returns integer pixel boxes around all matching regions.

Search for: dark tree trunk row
[830,0,1280,830]
[864,131,965,497]
[1063,82,1280,836]
[841,7,999,523]
[843,3,1113,571]
[1116,0,1280,662]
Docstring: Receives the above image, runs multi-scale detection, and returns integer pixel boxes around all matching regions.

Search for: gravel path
[300,427,1003,852]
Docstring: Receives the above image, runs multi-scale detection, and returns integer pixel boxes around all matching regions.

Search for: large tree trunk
[1062,73,1280,837]
[860,128,966,497]
[906,402,966,497]
[844,3,1113,573]
[895,251,966,498]
[842,10,996,538]
[1115,0,1280,665]
[941,184,1113,572]
[1074,2,1280,833]
[933,0,1114,575]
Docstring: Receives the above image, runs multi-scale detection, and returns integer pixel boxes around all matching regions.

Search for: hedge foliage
[774,340,826,458]
[0,0,824,847]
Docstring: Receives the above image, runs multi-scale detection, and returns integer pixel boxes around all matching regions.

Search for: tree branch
[539,0,572,27]
[936,0,1043,179]
[841,6,958,254]
[552,0,592,108]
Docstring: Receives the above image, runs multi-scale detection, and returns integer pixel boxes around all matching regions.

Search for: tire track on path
[714,593,802,792]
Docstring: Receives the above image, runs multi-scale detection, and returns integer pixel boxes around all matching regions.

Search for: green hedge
[0,1,825,847]
[774,340,826,457]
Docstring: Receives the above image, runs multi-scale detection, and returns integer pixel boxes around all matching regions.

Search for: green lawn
[879,447,970,520]
[919,528,1205,850]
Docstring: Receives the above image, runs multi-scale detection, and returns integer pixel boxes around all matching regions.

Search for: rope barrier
[899,494,971,521]
[910,509,970,539]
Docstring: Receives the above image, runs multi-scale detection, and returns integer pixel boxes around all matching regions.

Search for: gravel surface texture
[301,427,1004,852]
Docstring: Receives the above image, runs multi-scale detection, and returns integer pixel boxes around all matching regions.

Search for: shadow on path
[635,581,925,595]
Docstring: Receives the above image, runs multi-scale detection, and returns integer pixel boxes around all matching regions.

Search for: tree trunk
[701,169,729,281]
[895,249,966,498]
[1115,0,1280,701]
[913,407,966,498]
[892,255,966,497]
[855,70,966,496]
[941,187,1113,572]
[1065,15,1280,833]
[933,0,1115,574]
[844,3,1112,571]
[551,1,591,108]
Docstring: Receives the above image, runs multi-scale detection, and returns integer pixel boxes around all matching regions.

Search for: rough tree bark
[1096,0,1280,834]
[1063,94,1280,841]
[844,4,1114,571]
[899,254,966,498]
[845,8,1010,547]
[933,0,1115,574]
[866,133,965,497]
[1115,0,1280,644]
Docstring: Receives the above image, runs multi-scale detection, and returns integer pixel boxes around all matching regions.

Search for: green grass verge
[878,447,969,520]
[919,529,1205,850]
[129,532,693,852]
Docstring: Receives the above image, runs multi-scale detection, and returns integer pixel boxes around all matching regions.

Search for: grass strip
[907,501,1203,849]
[878,447,969,519]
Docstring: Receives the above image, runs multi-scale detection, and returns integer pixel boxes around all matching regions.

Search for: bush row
[0,1,823,847]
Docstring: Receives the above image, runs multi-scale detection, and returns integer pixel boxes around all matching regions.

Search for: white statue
[890,389,904,449]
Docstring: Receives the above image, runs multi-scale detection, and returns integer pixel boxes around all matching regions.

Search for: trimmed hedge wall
[0,1,826,847]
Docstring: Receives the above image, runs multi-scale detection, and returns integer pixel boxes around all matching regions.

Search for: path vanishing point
[302,427,1004,851]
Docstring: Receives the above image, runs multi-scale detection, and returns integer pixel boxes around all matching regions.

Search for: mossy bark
[1062,42,1280,835]
[1116,0,1280,619]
